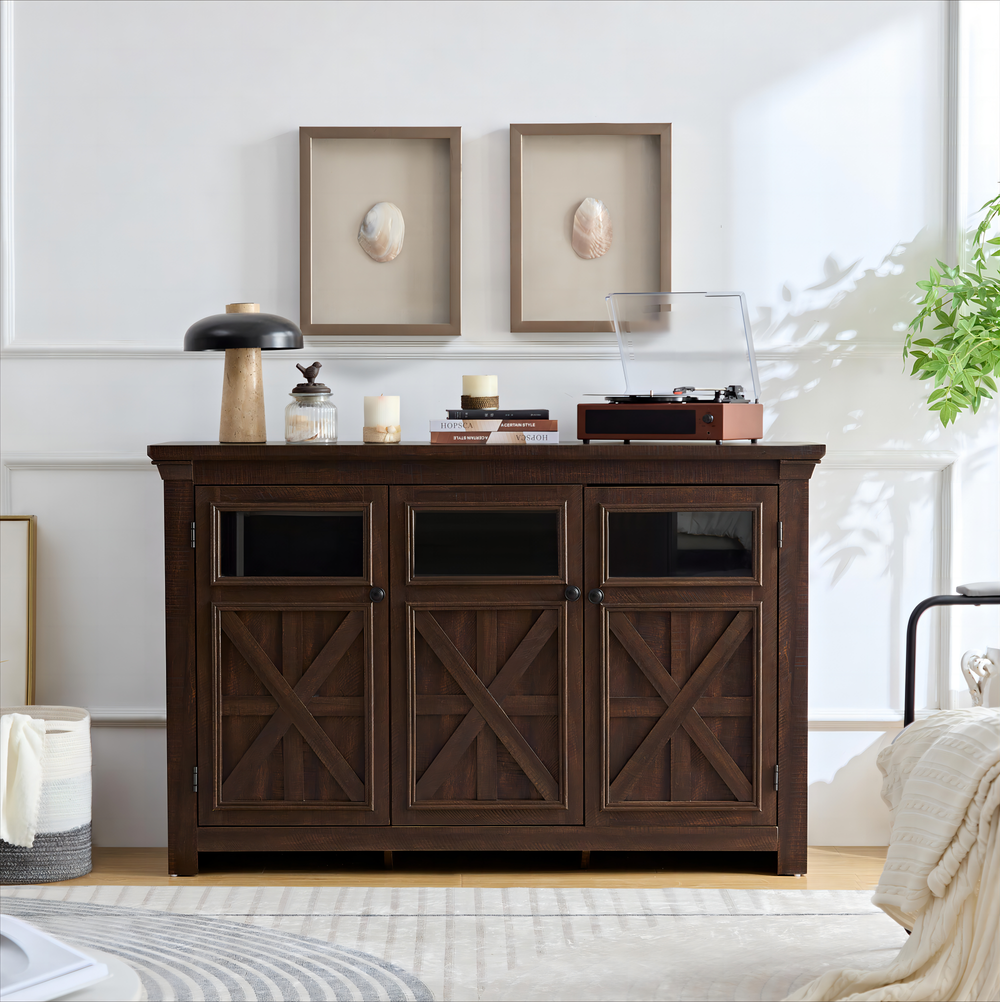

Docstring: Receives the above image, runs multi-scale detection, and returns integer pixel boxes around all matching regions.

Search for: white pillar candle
[462,375,498,397]
[364,395,400,427]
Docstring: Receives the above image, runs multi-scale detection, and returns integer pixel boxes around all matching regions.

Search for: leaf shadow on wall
[758,236,946,711]
[754,235,931,441]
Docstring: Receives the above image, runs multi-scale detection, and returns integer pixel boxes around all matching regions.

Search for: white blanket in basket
[0,713,47,846]
[788,707,1000,1002]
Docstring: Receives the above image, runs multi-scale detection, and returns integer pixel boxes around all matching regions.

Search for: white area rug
[0,886,908,1001]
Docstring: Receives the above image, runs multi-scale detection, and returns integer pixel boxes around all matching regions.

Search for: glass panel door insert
[609,510,753,578]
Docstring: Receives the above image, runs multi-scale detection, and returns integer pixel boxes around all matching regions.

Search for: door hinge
[190,522,196,548]
[777,521,783,548]
[192,766,198,793]
[773,764,779,791]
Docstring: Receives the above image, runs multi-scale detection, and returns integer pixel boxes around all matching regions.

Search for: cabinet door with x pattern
[391,486,584,826]
[585,486,778,829]
[195,485,389,826]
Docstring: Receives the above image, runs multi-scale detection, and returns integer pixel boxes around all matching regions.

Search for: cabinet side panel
[778,479,809,874]
[164,478,197,875]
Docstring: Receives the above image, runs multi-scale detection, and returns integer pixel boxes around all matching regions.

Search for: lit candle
[363,395,401,443]
[462,375,498,398]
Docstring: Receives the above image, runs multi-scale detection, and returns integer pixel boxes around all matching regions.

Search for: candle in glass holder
[461,375,498,410]
[363,395,401,443]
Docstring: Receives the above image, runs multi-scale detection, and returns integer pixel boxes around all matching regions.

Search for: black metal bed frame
[904,594,1000,726]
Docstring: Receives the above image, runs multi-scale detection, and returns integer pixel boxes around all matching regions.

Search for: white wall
[1,0,997,846]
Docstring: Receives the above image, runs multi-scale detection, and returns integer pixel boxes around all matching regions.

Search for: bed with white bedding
[788,706,1000,1002]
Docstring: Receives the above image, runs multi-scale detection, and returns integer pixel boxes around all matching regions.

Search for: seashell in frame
[358,202,405,262]
[571,197,612,259]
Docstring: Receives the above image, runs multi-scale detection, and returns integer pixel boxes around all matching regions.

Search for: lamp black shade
[183,312,303,351]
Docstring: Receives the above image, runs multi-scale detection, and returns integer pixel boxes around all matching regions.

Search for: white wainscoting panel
[4,462,165,712]
[91,726,167,848]
[809,463,944,715]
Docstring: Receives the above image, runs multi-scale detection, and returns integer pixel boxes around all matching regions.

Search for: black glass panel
[585,408,697,435]
[609,511,753,577]
[414,510,559,576]
[220,511,364,577]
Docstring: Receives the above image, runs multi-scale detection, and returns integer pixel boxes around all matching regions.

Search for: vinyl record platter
[578,292,764,443]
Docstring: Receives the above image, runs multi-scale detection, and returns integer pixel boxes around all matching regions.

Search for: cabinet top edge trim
[149,443,825,460]
[148,443,825,484]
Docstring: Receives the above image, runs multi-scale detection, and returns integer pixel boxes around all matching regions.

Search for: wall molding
[0,339,620,361]
[0,452,153,514]
[808,708,941,731]
[816,451,957,719]
[818,451,957,471]
[0,339,906,362]
[89,709,166,728]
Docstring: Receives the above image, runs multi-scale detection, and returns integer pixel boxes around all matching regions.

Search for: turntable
[578,291,764,443]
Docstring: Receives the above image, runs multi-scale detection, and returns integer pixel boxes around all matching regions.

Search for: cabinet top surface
[148,442,826,462]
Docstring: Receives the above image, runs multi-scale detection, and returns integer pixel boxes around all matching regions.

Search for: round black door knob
[588,588,605,605]
[369,587,386,603]
[564,586,582,602]
[702,413,715,424]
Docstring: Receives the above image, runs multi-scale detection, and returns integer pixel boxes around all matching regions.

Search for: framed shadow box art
[300,127,462,336]
[510,123,671,333]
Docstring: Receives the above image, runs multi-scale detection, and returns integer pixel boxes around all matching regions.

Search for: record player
[578,291,764,443]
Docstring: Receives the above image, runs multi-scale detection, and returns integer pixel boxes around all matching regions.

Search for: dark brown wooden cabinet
[149,442,823,875]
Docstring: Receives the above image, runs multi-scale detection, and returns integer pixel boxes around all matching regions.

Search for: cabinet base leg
[383,850,394,869]
[580,850,591,869]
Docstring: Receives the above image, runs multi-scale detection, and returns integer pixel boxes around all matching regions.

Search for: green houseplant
[905,193,1000,425]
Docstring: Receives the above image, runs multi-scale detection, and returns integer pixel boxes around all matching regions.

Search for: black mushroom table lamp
[184,303,303,442]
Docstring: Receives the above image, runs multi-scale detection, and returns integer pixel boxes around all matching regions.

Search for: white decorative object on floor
[0,914,109,1001]
[0,707,92,883]
[39,950,139,1002]
[787,706,1000,1002]
[0,714,46,847]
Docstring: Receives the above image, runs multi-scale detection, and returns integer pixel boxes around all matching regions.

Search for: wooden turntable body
[577,401,763,443]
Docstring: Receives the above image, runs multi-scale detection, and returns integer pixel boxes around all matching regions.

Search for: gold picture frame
[300,126,462,336]
[0,515,37,706]
[510,123,671,333]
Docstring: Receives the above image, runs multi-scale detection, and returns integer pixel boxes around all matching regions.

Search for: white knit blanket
[787,707,1000,1002]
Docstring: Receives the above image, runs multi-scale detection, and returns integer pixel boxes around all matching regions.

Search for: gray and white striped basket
[0,705,92,883]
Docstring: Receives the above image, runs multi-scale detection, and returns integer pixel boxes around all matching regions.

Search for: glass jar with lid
[285,361,337,444]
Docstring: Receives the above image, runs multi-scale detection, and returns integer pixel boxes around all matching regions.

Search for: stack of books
[429,408,558,444]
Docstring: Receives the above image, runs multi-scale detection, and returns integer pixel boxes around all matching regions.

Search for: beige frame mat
[511,124,671,333]
[300,127,462,336]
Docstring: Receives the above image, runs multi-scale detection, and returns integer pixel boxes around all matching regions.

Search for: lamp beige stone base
[219,346,266,443]
[363,425,401,444]
[461,395,499,409]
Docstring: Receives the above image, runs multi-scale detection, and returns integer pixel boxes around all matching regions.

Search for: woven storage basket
[0,705,92,883]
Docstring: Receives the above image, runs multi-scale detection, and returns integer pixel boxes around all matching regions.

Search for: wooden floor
[41,846,888,890]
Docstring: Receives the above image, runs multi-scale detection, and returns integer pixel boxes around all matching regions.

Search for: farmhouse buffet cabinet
[148,442,824,875]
